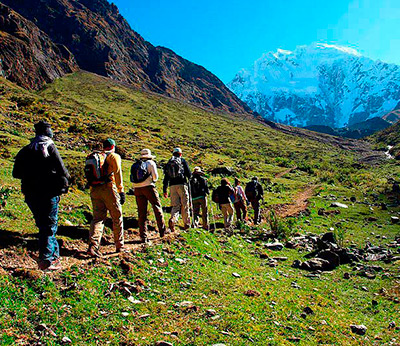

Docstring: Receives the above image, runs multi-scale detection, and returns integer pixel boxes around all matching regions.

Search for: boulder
[316,250,340,269]
[350,324,367,335]
[330,202,348,209]
[300,258,332,271]
[391,216,399,224]
[265,242,284,251]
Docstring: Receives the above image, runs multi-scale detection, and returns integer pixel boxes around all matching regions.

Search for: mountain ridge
[229,43,400,127]
[0,0,250,114]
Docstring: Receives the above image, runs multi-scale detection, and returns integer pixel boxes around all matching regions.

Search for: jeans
[25,195,60,263]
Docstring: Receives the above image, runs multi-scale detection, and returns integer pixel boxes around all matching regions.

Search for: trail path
[273,184,318,218]
[274,166,298,179]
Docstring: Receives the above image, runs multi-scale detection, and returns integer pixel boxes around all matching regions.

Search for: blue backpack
[130,160,150,183]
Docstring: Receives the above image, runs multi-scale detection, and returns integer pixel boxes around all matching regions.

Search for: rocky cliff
[3,0,250,114]
[0,3,78,89]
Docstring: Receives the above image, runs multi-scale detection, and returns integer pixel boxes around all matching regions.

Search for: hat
[103,138,116,149]
[192,166,203,174]
[34,120,52,136]
[173,147,182,154]
[140,148,155,159]
[252,176,258,181]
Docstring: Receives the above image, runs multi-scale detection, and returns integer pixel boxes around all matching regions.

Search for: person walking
[13,121,70,270]
[245,177,264,225]
[131,149,166,242]
[214,178,235,230]
[190,167,209,230]
[87,138,125,257]
[233,178,248,222]
[163,148,191,231]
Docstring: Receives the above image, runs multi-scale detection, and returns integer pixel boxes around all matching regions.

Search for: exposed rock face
[4,0,250,114]
[0,3,78,89]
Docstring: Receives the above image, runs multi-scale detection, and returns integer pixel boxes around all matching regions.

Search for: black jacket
[163,157,191,193]
[13,140,70,198]
[190,174,209,199]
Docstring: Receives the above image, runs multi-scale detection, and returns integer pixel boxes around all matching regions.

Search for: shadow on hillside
[0,229,38,250]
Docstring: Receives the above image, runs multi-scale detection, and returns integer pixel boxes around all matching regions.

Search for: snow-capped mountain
[228,43,400,128]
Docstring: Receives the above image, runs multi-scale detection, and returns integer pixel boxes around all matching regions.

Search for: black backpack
[245,181,259,200]
[130,159,151,183]
[166,157,185,179]
[191,176,206,197]
[211,188,220,203]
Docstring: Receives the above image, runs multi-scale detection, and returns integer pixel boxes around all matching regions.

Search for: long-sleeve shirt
[234,185,247,203]
[105,152,124,193]
[163,157,191,193]
[133,160,158,189]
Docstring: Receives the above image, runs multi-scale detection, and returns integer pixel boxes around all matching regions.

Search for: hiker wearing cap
[163,148,191,231]
[213,178,235,230]
[233,178,248,222]
[245,177,264,225]
[190,167,209,230]
[87,138,125,257]
[131,149,166,242]
[13,121,70,271]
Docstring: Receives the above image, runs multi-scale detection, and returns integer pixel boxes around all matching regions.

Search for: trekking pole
[187,180,195,228]
[209,194,217,231]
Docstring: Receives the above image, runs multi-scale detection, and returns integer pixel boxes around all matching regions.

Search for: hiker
[213,178,235,230]
[245,177,264,225]
[131,149,166,242]
[13,121,70,270]
[233,178,248,221]
[190,167,209,230]
[86,138,125,257]
[163,148,191,231]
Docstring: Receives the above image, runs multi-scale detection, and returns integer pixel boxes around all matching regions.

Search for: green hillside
[0,72,399,345]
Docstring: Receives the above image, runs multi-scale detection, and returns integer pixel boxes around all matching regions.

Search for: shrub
[266,209,295,240]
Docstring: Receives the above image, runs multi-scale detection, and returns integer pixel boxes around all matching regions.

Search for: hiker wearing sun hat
[163,147,191,231]
[87,138,125,257]
[131,149,166,242]
[190,167,209,230]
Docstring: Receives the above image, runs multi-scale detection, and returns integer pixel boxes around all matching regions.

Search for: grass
[0,71,399,345]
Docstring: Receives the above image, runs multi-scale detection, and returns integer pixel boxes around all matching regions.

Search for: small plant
[266,209,296,240]
[333,223,347,247]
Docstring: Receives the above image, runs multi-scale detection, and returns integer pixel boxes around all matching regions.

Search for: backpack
[130,159,151,183]
[84,151,110,187]
[191,176,205,197]
[211,188,220,203]
[166,157,185,179]
[245,181,259,200]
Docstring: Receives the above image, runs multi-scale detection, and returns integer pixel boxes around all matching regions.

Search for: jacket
[163,157,191,193]
[103,152,124,193]
[215,185,235,205]
[13,138,70,198]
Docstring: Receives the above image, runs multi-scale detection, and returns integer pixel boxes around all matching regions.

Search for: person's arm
[183,159,191,179]
[108,153,124,193]
[163,167,169,194]
[12,148,26,180]
[49,144,70,179]
[204,178,209,195]
[150,161,158,182]
[258,183,264,199]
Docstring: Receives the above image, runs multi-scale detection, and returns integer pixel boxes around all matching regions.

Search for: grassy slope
[371,120,400,158]
[0,71,399,345]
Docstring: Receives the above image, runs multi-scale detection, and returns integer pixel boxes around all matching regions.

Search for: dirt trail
[274,166,298,179]
[273,184,318,218]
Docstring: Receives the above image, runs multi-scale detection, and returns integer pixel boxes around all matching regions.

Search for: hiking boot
[168,219,175,233]
[87,245,102,258]
[140,236,149,243]
[38,260,50,270]
[159,228,166,238]
[46,259,62,271]
[116,246,129,253]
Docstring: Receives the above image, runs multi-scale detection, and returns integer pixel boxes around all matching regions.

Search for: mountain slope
[229,43,400,127]
[0,3,78,89]
[3,0,250,114]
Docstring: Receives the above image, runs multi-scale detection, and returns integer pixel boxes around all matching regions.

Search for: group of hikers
[12,121,264,271]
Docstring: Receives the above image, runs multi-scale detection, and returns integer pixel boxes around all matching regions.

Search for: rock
[388,321,396,329]
[381,203,388,210]
[273,257,288,261]
[292,260,301,268]
[330,202,348,209]
[121,312,129,317]
[367,217,378,222]
[391,216,399,224]
[211,167,235,176]
[13,269,43,281]
[371,300,378,306]
[259,253,269,259]
[61,336,72,344]
[265,242,284,251]
[139,314,150,319]
[316,250,340,269]
[64,220,74,226]
[343,272,350,279]
[155,342,173,346]
[350,324,367,335]
[300,258,332,271]
[244,290,261,297]
[303,306,314,315]
[175,258,185,264]
[350,196,357,202]
[211,344,226,346]
[205,309,217,316]
[232,272,241,278]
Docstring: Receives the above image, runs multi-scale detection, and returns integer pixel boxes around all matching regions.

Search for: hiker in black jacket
[190,167,209,230]
[13,121,70,271]
[214,178,235,230]
[245,177,264,225]
[163,148,191,231]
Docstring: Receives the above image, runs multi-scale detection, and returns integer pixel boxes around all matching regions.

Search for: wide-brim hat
[140,148,155,159]
[192,166,203,174]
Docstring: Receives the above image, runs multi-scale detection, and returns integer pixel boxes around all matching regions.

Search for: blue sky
[111,0,400,83]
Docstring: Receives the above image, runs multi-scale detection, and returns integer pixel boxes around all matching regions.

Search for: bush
[266,210,295,240]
